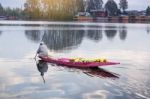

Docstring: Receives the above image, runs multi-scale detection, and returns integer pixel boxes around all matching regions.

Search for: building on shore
[74,9,150,23]
[73,12,93,21]
[0,16,7,20]
[90,9,107,17]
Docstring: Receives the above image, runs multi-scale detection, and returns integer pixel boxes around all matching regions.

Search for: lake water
[0,21,150,99]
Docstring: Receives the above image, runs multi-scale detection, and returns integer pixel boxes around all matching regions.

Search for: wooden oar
[34,53,38,59]
[42,75,46,83]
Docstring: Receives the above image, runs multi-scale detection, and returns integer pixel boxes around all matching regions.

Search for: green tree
[86,0,103,12]
[146,6,150,16]
[0,3,4,15]
[4,7,12,16]
[119,0,128,13]
[105,0,118,16]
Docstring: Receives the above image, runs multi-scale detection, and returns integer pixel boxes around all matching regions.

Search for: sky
[0,0,149,10]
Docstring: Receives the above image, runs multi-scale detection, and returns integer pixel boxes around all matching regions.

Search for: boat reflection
[36,60,119,83]
[65,66,120,79]
[0,31,2,36]
[147,25,150,34]
[36,60,48,83]
[81,67,119,79]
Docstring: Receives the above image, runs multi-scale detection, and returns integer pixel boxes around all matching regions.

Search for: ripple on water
[82,89,123,99]
[50,82,81,95]
[135,93,149,99]
[82,90,109,99]
[0,89,65,99]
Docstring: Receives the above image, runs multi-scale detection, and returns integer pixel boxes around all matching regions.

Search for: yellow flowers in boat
[94,58,107,62]
[70,58,107,63]
[70,58,82,62]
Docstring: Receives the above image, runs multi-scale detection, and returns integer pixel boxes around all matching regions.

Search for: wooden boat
[39,56,120,68]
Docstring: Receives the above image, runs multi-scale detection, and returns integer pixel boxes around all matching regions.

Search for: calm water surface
[0,21,150,99]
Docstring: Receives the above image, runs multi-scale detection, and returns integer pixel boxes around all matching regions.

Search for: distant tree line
[0,0,150,20]
[24,0,128,18]
[0,3,27,19]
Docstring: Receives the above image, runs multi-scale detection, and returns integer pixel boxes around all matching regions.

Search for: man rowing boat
[37,42,48,57]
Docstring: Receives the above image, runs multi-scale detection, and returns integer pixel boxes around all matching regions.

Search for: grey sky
[0,0,25,8]
[103,0,149,10]
[0,0,149,10]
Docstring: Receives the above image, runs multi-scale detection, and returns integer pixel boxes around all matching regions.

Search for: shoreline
[74,16,150,23]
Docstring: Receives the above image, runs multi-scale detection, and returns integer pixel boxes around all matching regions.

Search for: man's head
[40,42,44,45]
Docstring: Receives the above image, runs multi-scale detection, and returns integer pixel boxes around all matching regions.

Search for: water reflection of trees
[86,30,103,42]
[25,26,127,51]
[119,26,127,40]
[147,25,150,34]
[25,29,104,51]
[0,31,2,36]
[105,26,117,40]
[25,30,43,43]
[104,26,127,41]
[25,30,85,51]
[43,30,84,51]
